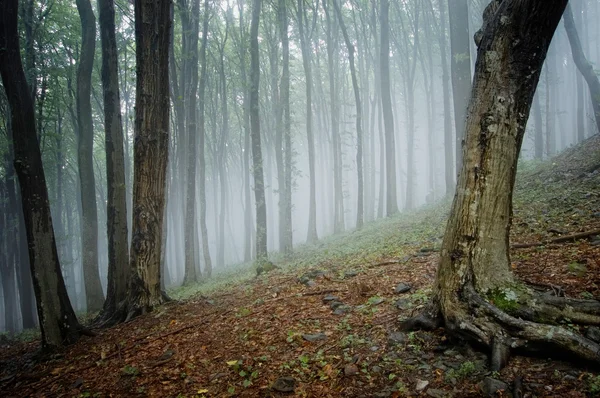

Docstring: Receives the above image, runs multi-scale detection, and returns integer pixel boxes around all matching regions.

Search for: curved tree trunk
[403,0,600,370]
[0,0,82,348]
[97,0,130,324]
[76,0,104,313]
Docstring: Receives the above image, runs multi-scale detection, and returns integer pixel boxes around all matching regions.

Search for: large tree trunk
[448,0,472,174]
[404,0,600,369]
[563,3,600,136]
[126,0,172,318]
[97,0,130,324]
[249,0,269,262]
[379,0,398,217]
[75,0,104,313]
[0,0,82,348]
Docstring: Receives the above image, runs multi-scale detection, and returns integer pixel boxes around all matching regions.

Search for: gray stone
[416,379,430,391]
[481,377,509,396]
[426,389,446,398]
[323,295,339,302]
[344,270,359,278]
[369,297,385,305]
[388,331,407,345]
[394,299,410,310]
[272,376,296,393]
[370,346,379,352]
[329,301,344,309]
[394,283,412,294]
[302,333,327,342]
[333,305,352,315]
[371,365,382,373]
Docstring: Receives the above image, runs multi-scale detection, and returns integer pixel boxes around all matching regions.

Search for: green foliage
[589,374,600,395]
[445,361,476,382]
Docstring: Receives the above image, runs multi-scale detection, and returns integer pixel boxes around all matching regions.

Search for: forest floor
[1,135,600,397]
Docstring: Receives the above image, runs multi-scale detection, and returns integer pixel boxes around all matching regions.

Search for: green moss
[487,286,523,314]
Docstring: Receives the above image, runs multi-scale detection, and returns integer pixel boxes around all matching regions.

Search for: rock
[333,305,352,315]
[71,378,84,389]
[272,376,296,393]
[426,389,446,398]
[591,239,600,246]
[416,379,430,391]
[593,212,600,218]
[394,283,411,294]
[302,333,327,342]
[369,297,385,305]
[306,280,317,288]
[323,295,339,302]
[371,365,382,373]
[370,346,379,351]
[329,301,344,309]
[344,364,359,376]
[586,326,600,342]
[394,299,410,310]
[481,377,509,396]
[387,331,407,345]
[344,270,359,278]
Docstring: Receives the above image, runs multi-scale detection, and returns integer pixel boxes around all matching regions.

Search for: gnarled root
[401,282,600,370]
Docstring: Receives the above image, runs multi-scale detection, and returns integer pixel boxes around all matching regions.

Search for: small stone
[371,365,382,373]
[71,378,84,389]
[344,364,359,376]
[369,297,385,305]
[323,295,339,302]
[563,375,577,381]
[329,301,344,309]
[593,212,600,218]
[416,379,429,391]
[394,299,410,310]
[302,333,327,342]
[426,389,446,398]
[272,376,296,393]
[333,305,352,315]
[306,280,317,288]
[481,377,509,396]
[370,346,379,352]
[387,331,407,345]
[394,283,412,294]
[344,270,359,278]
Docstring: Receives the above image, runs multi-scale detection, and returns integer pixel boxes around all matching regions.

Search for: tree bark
[250,0,269,262]
[563,3,600,136]
[402,0,600,369]
[127,0,172,317]
[97,0,130,324]
[0,0,82,348]
[76,0,104,313]
[379,0,398,216]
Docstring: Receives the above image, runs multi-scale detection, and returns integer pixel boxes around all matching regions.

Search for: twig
[512,229,600,249]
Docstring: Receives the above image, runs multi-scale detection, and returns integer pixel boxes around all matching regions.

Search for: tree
[403,0,600,368]
[379,0,398,216]
[97,0,130,324]
[0,0,82,348]
[126,0,172,317]
[563,3,600,136]
[332,0,363,229]
[249,0,269,264]
[448,0,471,174]
[75,0,104,313]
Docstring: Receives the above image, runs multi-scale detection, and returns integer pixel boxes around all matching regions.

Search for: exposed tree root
[402,281,600,370]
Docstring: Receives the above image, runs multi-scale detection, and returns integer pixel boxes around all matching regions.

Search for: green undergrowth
[169,135,600,303]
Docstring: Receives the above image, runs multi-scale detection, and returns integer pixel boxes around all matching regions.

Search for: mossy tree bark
[0,0,82,349]
[403,0,600,369]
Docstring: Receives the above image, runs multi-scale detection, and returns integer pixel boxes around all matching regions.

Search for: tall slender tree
[97,0,130,324]
[75,0,104,312]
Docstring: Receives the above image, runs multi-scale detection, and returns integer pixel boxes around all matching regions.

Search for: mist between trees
[0,0,598,335]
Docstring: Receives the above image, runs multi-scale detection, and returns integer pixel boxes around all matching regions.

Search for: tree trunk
[182,0,201,285]
[379,0,398,217]
[563,3,600,136]
[250,0,269,262]
[126,0,172,318]
[332,0,363,230]
[448,0,471,174]
[0,0,82,348]
[97,0,130,324]
[76,0,104,313]
[197,0,212,278]
[404,0,600,369]
[297,0,318,243]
